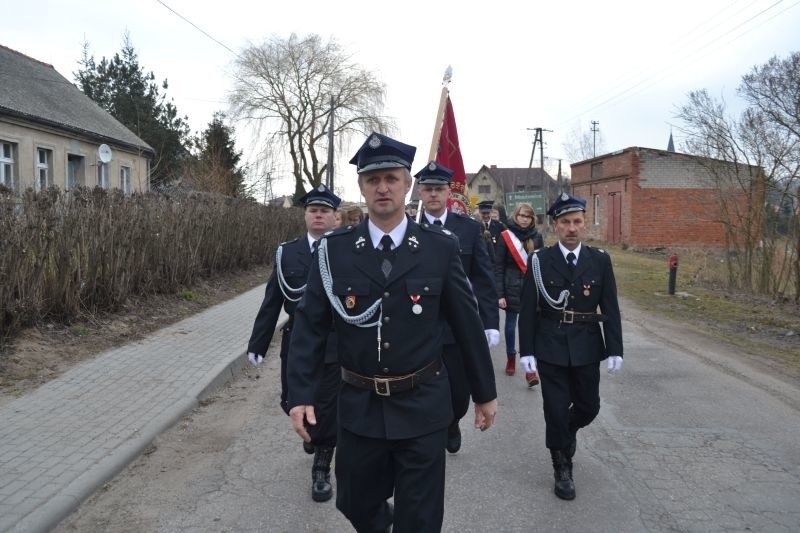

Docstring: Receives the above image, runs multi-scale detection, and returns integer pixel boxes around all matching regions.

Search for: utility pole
[326,96,335,190]
[591,120,600,157]
[526,127,553,171]
[263,171,274,205]
[557,159,562,193]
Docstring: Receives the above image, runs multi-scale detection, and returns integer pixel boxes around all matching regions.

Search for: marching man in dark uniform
[288,132,498,532]
[246,184,341,503]
[518,192,623,501]
[477,199,506,256]
[415,160,500,454]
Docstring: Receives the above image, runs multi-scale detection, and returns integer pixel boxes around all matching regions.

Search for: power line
[155,0,240,58]
[554,0,797,130]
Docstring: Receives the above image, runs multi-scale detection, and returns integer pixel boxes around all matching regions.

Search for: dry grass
[600,242,800,371]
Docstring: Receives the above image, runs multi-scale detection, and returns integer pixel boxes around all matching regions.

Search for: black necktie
[312,240,319,254]
[433,219,442,226]
[566,252,576,274]
[380,235,394,278]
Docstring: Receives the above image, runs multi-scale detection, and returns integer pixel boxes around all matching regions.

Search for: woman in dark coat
[495,202,544,379]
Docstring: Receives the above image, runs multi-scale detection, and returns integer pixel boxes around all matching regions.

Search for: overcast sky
[4,0,799,201]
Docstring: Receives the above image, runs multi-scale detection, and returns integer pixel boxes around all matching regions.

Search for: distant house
[268,195,293,208]
[468,165,558,222]
[570,147,764,248]
[0,44,154,194]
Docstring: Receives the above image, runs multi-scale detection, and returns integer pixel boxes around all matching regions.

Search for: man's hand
[473,399,498,431]
[498,298,507,309]
[289,405,316,442]
[247,352,264,367]
[484,329,500,347]
[607,355,623,373]
[519,355,537,373]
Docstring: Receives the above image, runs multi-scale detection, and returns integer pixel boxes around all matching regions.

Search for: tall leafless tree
[229,34,392,201]
[677,51,800,301]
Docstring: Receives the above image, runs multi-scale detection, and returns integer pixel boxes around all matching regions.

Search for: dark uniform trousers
[247,236,338,447]
[537,359,600,449]
[518,244,623,451]
[288,219,497,533]
[439,213,499,423]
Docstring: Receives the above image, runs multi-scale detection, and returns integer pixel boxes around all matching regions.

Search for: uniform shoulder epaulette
[588,246,607,254]
[280,237,300,246]
[322,225,355,238]
[419,222,457,239]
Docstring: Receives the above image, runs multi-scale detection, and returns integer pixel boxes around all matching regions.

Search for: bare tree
[561,123,606,163]
[229,34,392,201]
[677,52,800,301]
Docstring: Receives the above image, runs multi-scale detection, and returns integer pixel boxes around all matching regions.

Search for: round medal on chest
[412,304,423,315]
[583,289,590,296]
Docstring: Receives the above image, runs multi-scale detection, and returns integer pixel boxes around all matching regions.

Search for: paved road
[52,289,800,532]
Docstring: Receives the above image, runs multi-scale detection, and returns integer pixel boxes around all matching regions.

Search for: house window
[593,194,601,225]
[591,162,603,179]
[36,148,52,191]
[97,161,109,188]
[120,165,131,194]
[1,141,15,189]
[478,184,490,194]
[515,184,525,192]
[67,154,85,189]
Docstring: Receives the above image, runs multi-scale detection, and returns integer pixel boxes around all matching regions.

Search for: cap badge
[317,185,325,192]
[368,135,382,149]
[428,161,436,171]
[560,192,570,201]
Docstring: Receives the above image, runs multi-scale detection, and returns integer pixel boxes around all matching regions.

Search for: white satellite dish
[98,144,113,163]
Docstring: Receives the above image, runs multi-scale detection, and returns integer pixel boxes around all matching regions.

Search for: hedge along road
[55,298,800,533]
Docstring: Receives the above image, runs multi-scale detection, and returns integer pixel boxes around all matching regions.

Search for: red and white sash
[501,230,528,273]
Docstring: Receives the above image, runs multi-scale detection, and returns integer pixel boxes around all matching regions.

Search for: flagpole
[428,85,449,162]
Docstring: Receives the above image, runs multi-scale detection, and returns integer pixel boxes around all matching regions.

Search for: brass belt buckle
[562,310,574,324]
[374,377,391,396]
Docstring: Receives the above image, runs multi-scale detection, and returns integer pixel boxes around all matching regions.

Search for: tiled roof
[0,44,153,154]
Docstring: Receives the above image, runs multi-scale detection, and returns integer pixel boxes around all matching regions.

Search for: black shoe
[446,422,462,454]
[303,441,315,455]
[550,449,576,500]
[311,446,334,502]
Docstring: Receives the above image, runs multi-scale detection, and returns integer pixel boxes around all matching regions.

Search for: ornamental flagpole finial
[443,65,453,86]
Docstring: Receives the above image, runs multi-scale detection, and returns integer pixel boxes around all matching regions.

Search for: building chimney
[490,164,497,169]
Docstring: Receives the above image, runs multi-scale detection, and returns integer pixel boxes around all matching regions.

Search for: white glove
[607,355,623,373]
[248,352,264,367]
[520,355,537,373]
[484,329,500,347]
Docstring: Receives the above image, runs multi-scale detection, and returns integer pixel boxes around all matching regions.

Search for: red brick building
[570,147,762,248]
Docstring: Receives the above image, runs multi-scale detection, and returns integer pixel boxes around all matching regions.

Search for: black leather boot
[303,441,315,455]
[550,449,576,500]
[446,421,462,454]
[311,446,334,502]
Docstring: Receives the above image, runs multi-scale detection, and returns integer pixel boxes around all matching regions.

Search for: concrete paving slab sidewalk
[0,284,274,533]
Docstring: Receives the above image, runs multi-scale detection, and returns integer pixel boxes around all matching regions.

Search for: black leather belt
[538,309,607,324]
[341,359,442,397]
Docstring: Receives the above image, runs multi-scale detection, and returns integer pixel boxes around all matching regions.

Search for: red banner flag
[435,97,470,215]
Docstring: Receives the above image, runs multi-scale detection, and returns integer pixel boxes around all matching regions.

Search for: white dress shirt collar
[368,216,408,250]
[423,210,448,226]
[558,241,582,262]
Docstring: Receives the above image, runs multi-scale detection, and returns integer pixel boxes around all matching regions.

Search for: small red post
[668,254,679,295]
